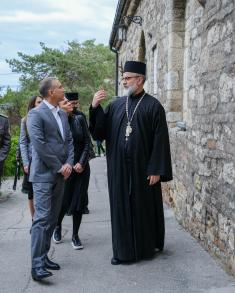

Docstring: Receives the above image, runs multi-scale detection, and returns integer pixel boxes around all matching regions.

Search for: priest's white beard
[123,85,137,97]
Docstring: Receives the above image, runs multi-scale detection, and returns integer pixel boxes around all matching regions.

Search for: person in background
[53,93,91,249]
[20,95,43,219]
[96,139,105,157]
[0,113,11,187]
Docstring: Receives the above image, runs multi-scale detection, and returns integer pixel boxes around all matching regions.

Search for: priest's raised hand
[92,90,106,108]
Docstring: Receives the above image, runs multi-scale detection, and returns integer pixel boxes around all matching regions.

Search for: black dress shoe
[45,256,60,270]
[111,257,122,265]
[31,267,53,281]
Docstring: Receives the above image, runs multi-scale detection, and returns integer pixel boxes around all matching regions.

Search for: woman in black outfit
[53,93,90,249]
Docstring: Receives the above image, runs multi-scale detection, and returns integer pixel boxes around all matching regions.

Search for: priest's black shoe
[31,267,53,281]
[45,256,60,270]
[83,206,89,214]
[111,257,122,265]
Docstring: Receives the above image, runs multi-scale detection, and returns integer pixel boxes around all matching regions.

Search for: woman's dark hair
[27,95,42,113]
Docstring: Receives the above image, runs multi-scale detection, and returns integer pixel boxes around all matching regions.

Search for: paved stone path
[0,157,234,293]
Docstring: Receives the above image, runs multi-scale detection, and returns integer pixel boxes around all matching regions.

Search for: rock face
[110,0,235,275]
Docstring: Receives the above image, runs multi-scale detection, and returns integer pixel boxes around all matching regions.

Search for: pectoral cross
[125,122,132,140]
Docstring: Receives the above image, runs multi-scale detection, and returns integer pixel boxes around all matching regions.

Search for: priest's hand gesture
[147,175,160,185]
[92,90,106,108]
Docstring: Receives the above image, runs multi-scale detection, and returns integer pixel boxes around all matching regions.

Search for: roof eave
[109,0,126,50]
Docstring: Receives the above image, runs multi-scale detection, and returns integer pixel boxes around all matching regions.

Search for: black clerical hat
[123,61,146,76]
[65,92,79,101]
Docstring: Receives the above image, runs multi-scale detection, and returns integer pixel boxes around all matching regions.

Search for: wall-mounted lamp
[197,0,206,7]
[123,15,143,26]
[115,16,143,43]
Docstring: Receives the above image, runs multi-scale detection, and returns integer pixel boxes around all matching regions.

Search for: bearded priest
[89,60,172,265]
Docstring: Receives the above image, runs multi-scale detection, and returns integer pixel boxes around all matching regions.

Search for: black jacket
[0,114,11,176]
[69,111,90,167]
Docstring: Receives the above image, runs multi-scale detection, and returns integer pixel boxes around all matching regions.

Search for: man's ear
[48,89,54,97]
[139,77,145,86]
[137,77,143,86]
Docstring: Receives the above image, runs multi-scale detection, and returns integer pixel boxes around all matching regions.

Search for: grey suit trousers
[31,174,64,268]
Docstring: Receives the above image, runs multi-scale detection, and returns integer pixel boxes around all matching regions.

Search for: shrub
[3,135,20,177]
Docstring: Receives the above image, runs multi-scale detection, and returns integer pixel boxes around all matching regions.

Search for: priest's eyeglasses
[121,75,142,82]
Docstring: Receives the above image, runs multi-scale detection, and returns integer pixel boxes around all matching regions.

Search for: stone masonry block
[207,24,221,47]
[166,111,182,122]
[222,162,235,185]
[165,71,180,90]
[169,32,183,48]
[168,48,184,70]
[219,73,234,103]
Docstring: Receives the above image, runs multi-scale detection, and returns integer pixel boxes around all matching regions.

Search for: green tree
[0,39,115,176]
[3,135,19,177]
[6,39,115,114]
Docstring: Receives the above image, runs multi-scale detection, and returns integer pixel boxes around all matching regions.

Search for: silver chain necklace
[125,92,146,141]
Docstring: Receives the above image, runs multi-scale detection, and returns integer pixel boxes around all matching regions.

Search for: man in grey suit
[27,77,74,281]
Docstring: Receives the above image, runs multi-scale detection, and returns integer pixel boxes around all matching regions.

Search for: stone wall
[113,0,235,275]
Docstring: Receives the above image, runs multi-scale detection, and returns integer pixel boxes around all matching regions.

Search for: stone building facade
[109,0,235,275]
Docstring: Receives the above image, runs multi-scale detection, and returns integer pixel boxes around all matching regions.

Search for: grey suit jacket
[27,102,74,183]
[19,118,32,167]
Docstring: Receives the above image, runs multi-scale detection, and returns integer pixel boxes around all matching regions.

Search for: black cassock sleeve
[147,104,173,182]
[89,104,108,141]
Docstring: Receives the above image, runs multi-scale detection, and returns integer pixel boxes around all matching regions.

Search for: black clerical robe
[89,91,172,262]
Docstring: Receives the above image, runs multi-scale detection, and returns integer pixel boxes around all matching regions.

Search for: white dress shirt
[43,99,64,140]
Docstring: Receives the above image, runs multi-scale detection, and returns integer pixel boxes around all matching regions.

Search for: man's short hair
[39,77,57,98]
